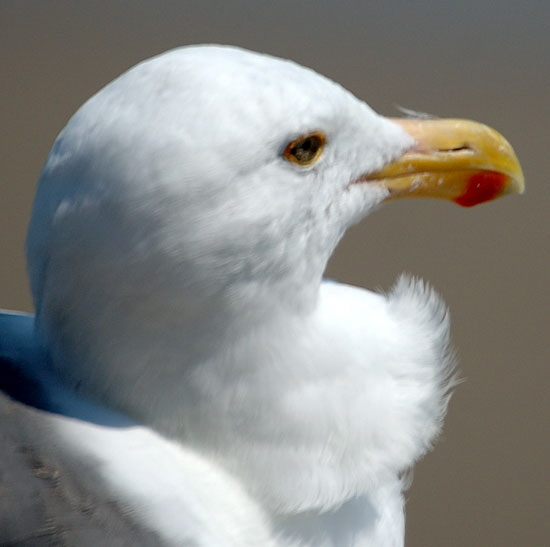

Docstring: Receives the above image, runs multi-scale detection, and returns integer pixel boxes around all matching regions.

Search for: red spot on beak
[454,171,507,207]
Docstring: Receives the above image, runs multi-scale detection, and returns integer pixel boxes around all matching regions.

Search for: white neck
[42,274,453,522]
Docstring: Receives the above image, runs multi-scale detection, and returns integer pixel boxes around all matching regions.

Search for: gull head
[27,45,523,327]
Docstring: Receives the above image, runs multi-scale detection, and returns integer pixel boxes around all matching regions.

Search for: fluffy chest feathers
[47,272,454,521]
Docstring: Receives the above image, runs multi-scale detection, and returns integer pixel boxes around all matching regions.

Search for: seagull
[0,45,524,546]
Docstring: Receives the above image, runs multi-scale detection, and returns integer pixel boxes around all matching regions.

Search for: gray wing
[0,312,164,547]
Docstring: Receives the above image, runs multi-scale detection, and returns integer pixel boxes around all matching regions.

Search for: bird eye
[283,132,326,166]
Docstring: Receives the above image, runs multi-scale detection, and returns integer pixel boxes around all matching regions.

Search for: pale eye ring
[283,132,326,166]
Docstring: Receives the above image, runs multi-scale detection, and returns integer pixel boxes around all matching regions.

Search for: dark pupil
[293,136,319,162]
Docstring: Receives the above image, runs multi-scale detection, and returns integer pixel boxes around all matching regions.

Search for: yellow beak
[365,118,525,207]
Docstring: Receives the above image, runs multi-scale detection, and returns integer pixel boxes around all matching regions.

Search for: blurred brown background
[1,1,548,545]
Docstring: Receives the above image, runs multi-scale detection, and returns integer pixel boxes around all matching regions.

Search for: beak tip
[453,170,525,207]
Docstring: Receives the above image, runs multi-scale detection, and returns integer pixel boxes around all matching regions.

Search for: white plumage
[0,45,523,546]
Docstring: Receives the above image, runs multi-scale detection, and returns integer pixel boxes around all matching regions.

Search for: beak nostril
[441,145,473,153]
